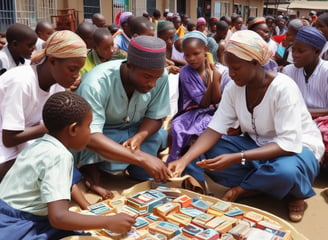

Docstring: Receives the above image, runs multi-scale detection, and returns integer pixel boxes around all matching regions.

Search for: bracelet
[240,151,246,165]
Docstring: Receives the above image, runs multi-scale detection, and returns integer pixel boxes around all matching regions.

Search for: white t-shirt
[0,65,63,163]
[0,45,30,74]
[208,73,324,161]
[283,59,328,110]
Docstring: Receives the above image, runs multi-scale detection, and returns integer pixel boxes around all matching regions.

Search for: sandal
[288,199,307,222]
[181,175,207,195]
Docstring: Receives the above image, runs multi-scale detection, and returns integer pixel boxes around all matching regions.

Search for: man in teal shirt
[76,36,171,198]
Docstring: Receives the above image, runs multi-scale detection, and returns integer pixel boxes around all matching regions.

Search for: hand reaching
[196,153,238,172]
[105,213,136,233]
[123,135,143,152]
[138,151,171,182]
[167,159,188,178]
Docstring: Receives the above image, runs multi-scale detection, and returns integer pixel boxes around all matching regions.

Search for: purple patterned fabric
[167,65,216,162]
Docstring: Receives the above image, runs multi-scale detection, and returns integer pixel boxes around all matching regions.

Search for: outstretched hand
[138,151,172,182]
[123,135,143,152]
[196,153,238,172]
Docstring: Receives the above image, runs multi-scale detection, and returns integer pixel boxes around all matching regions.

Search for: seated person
[0,30,91,209]
[0,91,135,239]
[0,23,37,75]
[167,31,222,183]
[169,30,323,223]
[283,26,328,167]
[76,35,171,196]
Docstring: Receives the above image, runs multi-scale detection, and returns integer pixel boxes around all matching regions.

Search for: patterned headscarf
[32,30,87,64]
[225,30,271,65]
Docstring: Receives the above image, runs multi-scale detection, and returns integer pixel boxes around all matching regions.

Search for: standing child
[0,91,135,239]
[0,23,37,75]
[0,30,92,209]
[167,31,221,188]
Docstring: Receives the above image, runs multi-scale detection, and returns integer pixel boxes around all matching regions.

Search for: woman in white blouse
[168,30,324,223]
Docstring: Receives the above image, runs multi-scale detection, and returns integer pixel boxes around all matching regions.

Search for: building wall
[54,0,265,25]
[57,0,113,24]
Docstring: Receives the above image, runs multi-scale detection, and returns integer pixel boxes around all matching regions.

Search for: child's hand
[105,213,136,233]
[167,65,180,74]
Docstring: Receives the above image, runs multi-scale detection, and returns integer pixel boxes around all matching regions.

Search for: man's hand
[138,151,171,182]
[123,135,143,152]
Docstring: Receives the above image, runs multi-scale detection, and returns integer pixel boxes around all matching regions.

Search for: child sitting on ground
[0,91,135,239]
[0,23,37,75]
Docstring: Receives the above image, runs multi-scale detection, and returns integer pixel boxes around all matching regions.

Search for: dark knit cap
[295,26,326,50]
[128,35,166,70]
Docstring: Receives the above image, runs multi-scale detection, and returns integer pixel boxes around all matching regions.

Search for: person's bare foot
[85,180,114,200]
[288,199,306,222]
[221,186,256,202]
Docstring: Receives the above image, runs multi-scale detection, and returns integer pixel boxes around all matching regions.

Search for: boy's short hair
[6,23,37,44]
[43,91,91,132]
[93,27,112,45]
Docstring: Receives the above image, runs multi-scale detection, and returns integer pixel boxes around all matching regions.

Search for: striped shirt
[283,59,328,109]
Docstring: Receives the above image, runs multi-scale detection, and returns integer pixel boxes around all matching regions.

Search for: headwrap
[182,30,208,45]
[32,30,87,64]
[295,26,326,50]
[225,30,271,65]
[196,17,206,26]
[157,21,175,35]
[120,11,133,25]
[128,35,166,70]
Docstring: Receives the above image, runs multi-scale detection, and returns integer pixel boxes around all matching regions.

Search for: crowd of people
[0,7,327,238]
